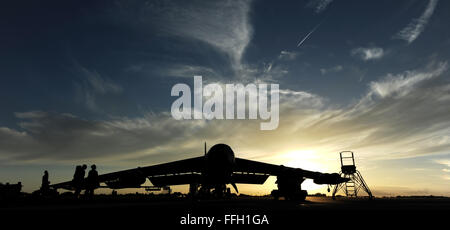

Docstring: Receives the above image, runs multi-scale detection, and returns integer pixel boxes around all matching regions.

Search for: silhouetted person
[72,164,87,197]
[72,165,81,197]
[41,170,50,194]
[85,164,99,198]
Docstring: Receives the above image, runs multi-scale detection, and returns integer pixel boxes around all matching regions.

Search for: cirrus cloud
[351,47,384,61]
[1,61,449,167]
[394,0,439,44]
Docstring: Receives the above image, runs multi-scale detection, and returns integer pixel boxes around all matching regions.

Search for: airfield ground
[1,195,448,227]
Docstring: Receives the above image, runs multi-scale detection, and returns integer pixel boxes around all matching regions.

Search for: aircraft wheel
[289,190,307,202]
[271,190,280,200]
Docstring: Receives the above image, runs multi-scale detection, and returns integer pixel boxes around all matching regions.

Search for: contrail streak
[297,22,322,47]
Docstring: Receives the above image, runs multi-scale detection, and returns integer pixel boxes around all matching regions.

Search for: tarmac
[1,195,448,227]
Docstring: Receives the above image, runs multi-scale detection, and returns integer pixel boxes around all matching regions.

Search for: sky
[1,0,450,196]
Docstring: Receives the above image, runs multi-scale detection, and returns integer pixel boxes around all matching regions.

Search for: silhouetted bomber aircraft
[50,143,349,201]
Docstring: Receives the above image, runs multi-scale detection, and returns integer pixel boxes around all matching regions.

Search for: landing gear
[213,184,226,197]
[290,190,307,201]
[226,187,231,196]
[188,183,199,199]
[189,184,232,199]
[272,172,308,202]
[271,190,280,200]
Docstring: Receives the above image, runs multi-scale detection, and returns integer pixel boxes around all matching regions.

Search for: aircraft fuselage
[202,143,235,187]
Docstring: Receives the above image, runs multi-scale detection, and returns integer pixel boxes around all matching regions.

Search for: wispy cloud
[368,61,447,98]
[394,0,439,44]
[320,65,343,75]
[435,159,450,182]
[278,50,298,61]
[307,0,334,13]
[165,64,220,79]
[80,67,122,95]
[2,61,449,166]
[74,64,123,112]
[147,0,253,71]
[435,159,450,168]
[351,47,384,61]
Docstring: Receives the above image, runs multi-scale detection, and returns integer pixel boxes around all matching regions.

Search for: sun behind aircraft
[51,143,348,201]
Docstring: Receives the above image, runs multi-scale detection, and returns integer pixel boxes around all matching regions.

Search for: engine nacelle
[313,173,348,185]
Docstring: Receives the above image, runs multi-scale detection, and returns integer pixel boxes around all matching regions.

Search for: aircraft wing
[48,181,74,190]
[227,158,278,185]
[234,158,284,175]
[51,155,347,190]
[51,156,205,190]
[234,158,348,185]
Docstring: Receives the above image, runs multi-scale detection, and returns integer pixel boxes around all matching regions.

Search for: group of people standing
[72,164,99,197]
[41,164,99,198]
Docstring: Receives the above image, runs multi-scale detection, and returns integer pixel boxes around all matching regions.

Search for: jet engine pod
[313,173,348,185]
